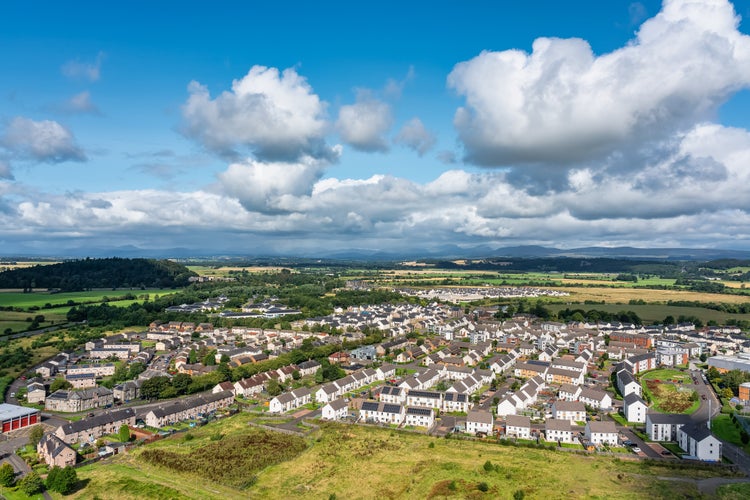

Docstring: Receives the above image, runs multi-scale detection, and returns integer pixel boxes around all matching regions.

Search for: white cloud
[1,117,86,163]
[394,118,436,156]
[61,52,105,82]
[182,65,335,161]
[448,0,750,167]
[7,120,750,254]
[63,91,101,115]
[336,92,393,153]
[217,151,340,214]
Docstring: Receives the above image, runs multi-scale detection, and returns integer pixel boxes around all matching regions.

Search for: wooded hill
[0,258,196,291]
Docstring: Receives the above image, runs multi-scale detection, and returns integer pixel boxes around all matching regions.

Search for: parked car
[632,447,641,454]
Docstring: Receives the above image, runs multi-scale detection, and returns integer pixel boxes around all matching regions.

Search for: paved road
[619,427,661,458]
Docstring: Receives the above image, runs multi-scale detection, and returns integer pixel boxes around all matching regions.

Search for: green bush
[19,471,44,496]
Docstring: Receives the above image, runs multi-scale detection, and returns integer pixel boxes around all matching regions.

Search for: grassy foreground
[63,413,743,500]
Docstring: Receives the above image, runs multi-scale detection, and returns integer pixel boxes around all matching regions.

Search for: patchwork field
[67,414,740,500]
[641,369,698,414]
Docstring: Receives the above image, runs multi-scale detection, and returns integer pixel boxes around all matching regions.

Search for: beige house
[144,390,234,428]
[45,387,114,412]
[55,408,136,445]
[37,433,76,468]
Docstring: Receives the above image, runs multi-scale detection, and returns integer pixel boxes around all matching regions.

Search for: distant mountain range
[4,244,750,262]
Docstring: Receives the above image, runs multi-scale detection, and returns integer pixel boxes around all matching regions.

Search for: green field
[641,369,698,414]
[548,302,750,325]
[0,289,179,310]
[68,414,743,500]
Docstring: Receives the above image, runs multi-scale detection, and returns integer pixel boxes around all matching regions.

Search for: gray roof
[59,408,135,436]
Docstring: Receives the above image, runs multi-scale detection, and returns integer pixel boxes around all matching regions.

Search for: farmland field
[547,302,750,325]
[70,415,738,499]
[0,289,179,310]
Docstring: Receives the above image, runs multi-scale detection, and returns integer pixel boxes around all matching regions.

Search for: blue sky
[2,0,750,257]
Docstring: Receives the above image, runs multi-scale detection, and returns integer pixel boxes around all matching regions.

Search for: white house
[321,399,349,421]
[623,393,648,423]
[545,419,574,444]
[585,421,618,447]
[405,406,435,428]
[578,387,612,411]
[677,424,722,462]
[645,413,693,442]
[617,370,642,398]
[505,414,531,440]
[359,401,405,425]
[551,401,586,423]
[466,410,494,435]
[268,387,311,414]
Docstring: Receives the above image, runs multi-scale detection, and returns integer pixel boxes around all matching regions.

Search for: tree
[45,466,78,494]
[267,378,283,397]
[50,377,73,392]
[29,424,44,447]
[171,373,192,395]
[19,471,44,496]
[700,353,708,362]
[119,424,130,442]
[202,353,216,366]
[188,348,198,364]
[0,462,15,487]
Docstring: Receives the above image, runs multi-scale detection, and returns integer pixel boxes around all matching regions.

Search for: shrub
[477,482,489,492]
[483,460,493,472]
[0,462,15,487]
[513,490,526,500]
[19,471,44,496]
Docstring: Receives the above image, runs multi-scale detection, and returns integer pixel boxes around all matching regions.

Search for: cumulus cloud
[394,118,436,156]
[1,117,86,163]
[7,120,750,254]
[448,0,750,167]
[217,150,340,214]
[336,91,393,152]
[182,65,335,161]
[61,52,105,82]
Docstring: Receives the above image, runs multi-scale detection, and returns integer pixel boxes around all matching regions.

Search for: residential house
[545,419,574,444]
[65,373,97,389]
[646,413,693,441]
[466,410,494,435]
[578,387,612,411]
[26,382,46,404]
[45,387,114,413]
[113,380,141,403]
[616,370,642,398]
[212,381,235,395]
[551,400,586,423]
[55,408,136,445]
[443,392,471,413]
[379,386,406,404]
[584,421,619,447]
[359,401,405,425]
[315,383,340,404]
[558,384,582,402]
[677,424,722,462]
[297,360,322,377]
[37,433,76,468]
[623,393,648,423]
[321,399,349,421]
[144,390,234,428]
[406,390,443,409]
[624,352,657,374]
[405,406,435,428]
[505,415,531,439]
[269,388,312,414]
